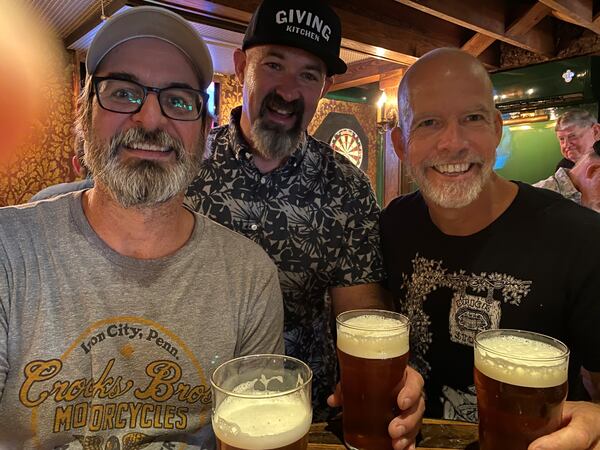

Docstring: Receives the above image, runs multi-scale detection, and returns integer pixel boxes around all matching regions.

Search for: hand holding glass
[474,329,569,450]
[336,309,410,450]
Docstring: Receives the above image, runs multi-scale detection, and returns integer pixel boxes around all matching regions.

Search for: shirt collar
[554,167,582,202]
[227,106,308,166]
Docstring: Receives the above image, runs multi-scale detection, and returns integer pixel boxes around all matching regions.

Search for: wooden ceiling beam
[462,3,552,56]
[126,0,248,32]
[395,0,554,55]
[330,59,405,92]
[538,0,600,34]
[201,0,465,65]
[462,33,496,56]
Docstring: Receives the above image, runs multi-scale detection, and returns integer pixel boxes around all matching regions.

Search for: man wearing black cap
[0,6,283,448]
[186,0,424,446]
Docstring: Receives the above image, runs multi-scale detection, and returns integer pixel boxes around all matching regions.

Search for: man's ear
[233,49,247,85]
[493,109,503,143]
[321,76,334,99]
[71,155,82,176]
[391,126,405,161]
[592,123,600,140]
[585,161,600,180]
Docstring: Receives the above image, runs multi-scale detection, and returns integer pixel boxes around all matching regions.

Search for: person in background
[381,47,600,450]
[553,108,600,170]
[185,0,424,446]
[0,6,283,448]
[29,139,94,201]
[535,140,600,212]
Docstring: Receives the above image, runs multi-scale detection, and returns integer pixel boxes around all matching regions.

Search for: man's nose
[275,74,302,103]
[437,121,466,151]
[130,93,168,129]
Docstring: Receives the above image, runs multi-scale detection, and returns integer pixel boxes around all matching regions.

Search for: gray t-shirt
[0,192,284,449]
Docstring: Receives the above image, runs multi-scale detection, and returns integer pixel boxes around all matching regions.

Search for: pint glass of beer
[474,329,569,450]
[211,354,312,450]
[336,309,410,450]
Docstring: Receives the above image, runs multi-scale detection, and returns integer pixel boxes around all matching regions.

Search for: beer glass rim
[210,353,313,399]
[336,309,409,331]
[475,328,569,362]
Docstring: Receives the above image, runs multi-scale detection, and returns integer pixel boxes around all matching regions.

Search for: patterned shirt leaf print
[185,107,386,419]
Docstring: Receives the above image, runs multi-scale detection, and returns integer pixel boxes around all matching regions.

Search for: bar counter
[308,417,479,449]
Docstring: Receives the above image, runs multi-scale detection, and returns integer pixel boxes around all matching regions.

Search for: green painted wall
[495,121,562,184]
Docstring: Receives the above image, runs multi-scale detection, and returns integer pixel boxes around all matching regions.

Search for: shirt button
[260,177,267,184]
[250,223,258,231]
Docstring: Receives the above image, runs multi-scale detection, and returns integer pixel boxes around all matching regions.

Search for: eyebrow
[411,105,492,123]
[101,72,198,90]
[264,50,326,74]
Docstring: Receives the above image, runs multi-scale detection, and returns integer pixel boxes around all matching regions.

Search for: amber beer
[211,354,312,450]
[336,310,410,450]
[474,329,569,450]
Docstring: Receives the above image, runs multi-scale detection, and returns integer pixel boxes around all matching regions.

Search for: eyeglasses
[92,76,208,121]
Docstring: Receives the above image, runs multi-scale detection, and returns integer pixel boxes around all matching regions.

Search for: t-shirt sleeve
[237,264,284,356]
[332,173,386,287]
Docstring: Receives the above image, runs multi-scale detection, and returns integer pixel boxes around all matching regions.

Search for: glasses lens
[96,79,144,113]
[160,88,202,120]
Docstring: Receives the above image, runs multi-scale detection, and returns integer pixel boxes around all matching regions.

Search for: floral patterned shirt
[185,107,385,419]
[533,167,582,205]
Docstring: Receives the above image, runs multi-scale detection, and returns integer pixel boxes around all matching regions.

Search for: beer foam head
[213,392,311,449]
[475,334,569,388]
[337,314,409,359]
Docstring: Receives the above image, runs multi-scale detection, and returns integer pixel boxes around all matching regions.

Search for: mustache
[259,91,304,119]
[109,127,185,159]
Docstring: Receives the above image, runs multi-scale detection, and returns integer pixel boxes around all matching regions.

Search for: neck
[566,167,583,192]
[82,184,194,259]
[424,174,518,236]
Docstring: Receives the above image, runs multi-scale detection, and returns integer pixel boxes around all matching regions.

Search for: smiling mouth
[433,163,473,175]
[267,105,295,117]
[125,142,173,153]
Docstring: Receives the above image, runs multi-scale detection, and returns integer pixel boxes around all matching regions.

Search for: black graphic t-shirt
[186,107,386,419]
[380,182,600,421]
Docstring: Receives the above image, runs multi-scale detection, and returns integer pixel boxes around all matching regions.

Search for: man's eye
[417,119,436,128]
[167,96,193,111]
[112,89,141,104]
[302,72,319,82]
[466,114,484,122]
[265,62,281,71]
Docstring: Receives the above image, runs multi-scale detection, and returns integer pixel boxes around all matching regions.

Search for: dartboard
[330,128,364,167]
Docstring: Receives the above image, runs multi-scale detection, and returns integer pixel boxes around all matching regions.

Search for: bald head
[397,48,496,140]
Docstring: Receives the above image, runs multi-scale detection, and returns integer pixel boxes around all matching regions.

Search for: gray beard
[250,117,303,161]
[84,127,200,208]
[407,159,494,209]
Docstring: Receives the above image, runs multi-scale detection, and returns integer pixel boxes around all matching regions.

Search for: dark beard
[250,91,304,160]
[84,127,200,208]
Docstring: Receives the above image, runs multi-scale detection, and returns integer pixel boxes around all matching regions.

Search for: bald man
[380,48,600,450]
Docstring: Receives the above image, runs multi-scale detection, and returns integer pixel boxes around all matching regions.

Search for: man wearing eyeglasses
[0,6,283,449]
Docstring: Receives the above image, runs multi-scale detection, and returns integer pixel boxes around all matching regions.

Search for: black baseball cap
[242,0,347,76]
